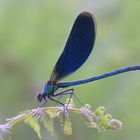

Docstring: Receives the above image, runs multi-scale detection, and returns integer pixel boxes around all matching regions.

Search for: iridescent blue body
[36,12,140,103]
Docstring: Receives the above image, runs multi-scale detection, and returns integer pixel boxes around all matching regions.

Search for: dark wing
[50,12,96,81]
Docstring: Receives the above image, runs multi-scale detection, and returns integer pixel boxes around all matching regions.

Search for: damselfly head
[36,93,45,102]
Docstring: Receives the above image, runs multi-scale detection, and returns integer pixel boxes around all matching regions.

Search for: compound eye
[36,93,43,102]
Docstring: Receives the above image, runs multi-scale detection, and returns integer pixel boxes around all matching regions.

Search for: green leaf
[60,114,72,135]
[24,115,41,139]
[40,111,54,135]
[63,117,72,135]
[7,114,28,125]
[58,109,72,135]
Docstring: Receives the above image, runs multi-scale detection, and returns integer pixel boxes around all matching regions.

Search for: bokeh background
[0,0,140,140]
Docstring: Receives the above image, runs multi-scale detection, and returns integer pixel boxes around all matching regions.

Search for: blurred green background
[0,0,140,140]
